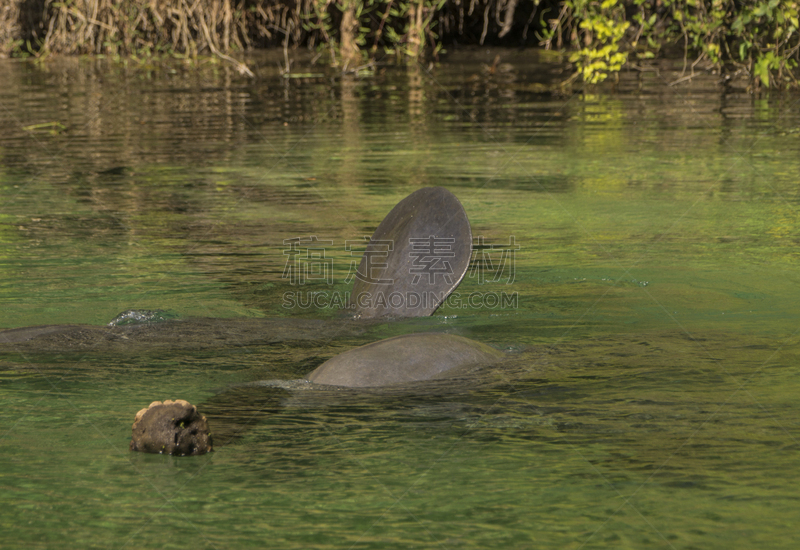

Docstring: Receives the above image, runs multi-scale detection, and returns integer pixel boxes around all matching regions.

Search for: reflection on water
[1,50,800,548]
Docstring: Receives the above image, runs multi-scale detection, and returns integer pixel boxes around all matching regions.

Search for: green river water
[1,50,799,548]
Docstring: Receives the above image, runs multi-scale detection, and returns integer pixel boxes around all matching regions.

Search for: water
[2,50,800,548]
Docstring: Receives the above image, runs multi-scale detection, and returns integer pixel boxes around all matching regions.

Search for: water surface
[1,50,799,549]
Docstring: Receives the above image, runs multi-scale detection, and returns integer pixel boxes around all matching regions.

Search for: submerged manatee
[306,333,506,387]
[0,317,371,353]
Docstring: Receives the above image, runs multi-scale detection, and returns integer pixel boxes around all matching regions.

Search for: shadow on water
[201,384,290,447]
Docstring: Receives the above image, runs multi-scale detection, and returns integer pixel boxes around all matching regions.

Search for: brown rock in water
[130,399,213,456]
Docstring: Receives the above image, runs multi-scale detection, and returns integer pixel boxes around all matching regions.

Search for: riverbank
[2,0,799,89]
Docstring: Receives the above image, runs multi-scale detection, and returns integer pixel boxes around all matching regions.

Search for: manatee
[306,333,506,387]
[351,186,472,319]
[1,187,474,352]
[0,187,503,449]
[0,324,82,344]
[0,317,371,353]
[142,333,510,448]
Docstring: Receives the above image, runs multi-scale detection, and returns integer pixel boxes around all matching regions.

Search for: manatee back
[306,333,505,388]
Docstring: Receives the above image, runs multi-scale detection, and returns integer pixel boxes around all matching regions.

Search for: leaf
[754,55,771,87]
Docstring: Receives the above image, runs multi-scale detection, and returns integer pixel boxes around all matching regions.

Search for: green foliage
[9,39,37,59]
[383,0,447,60]
[304,0,447,68]
[3,0,799,86]
[540,0,632,84]
[730,0,799,86]
[570,0,630,83]
[545,0,800,88]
